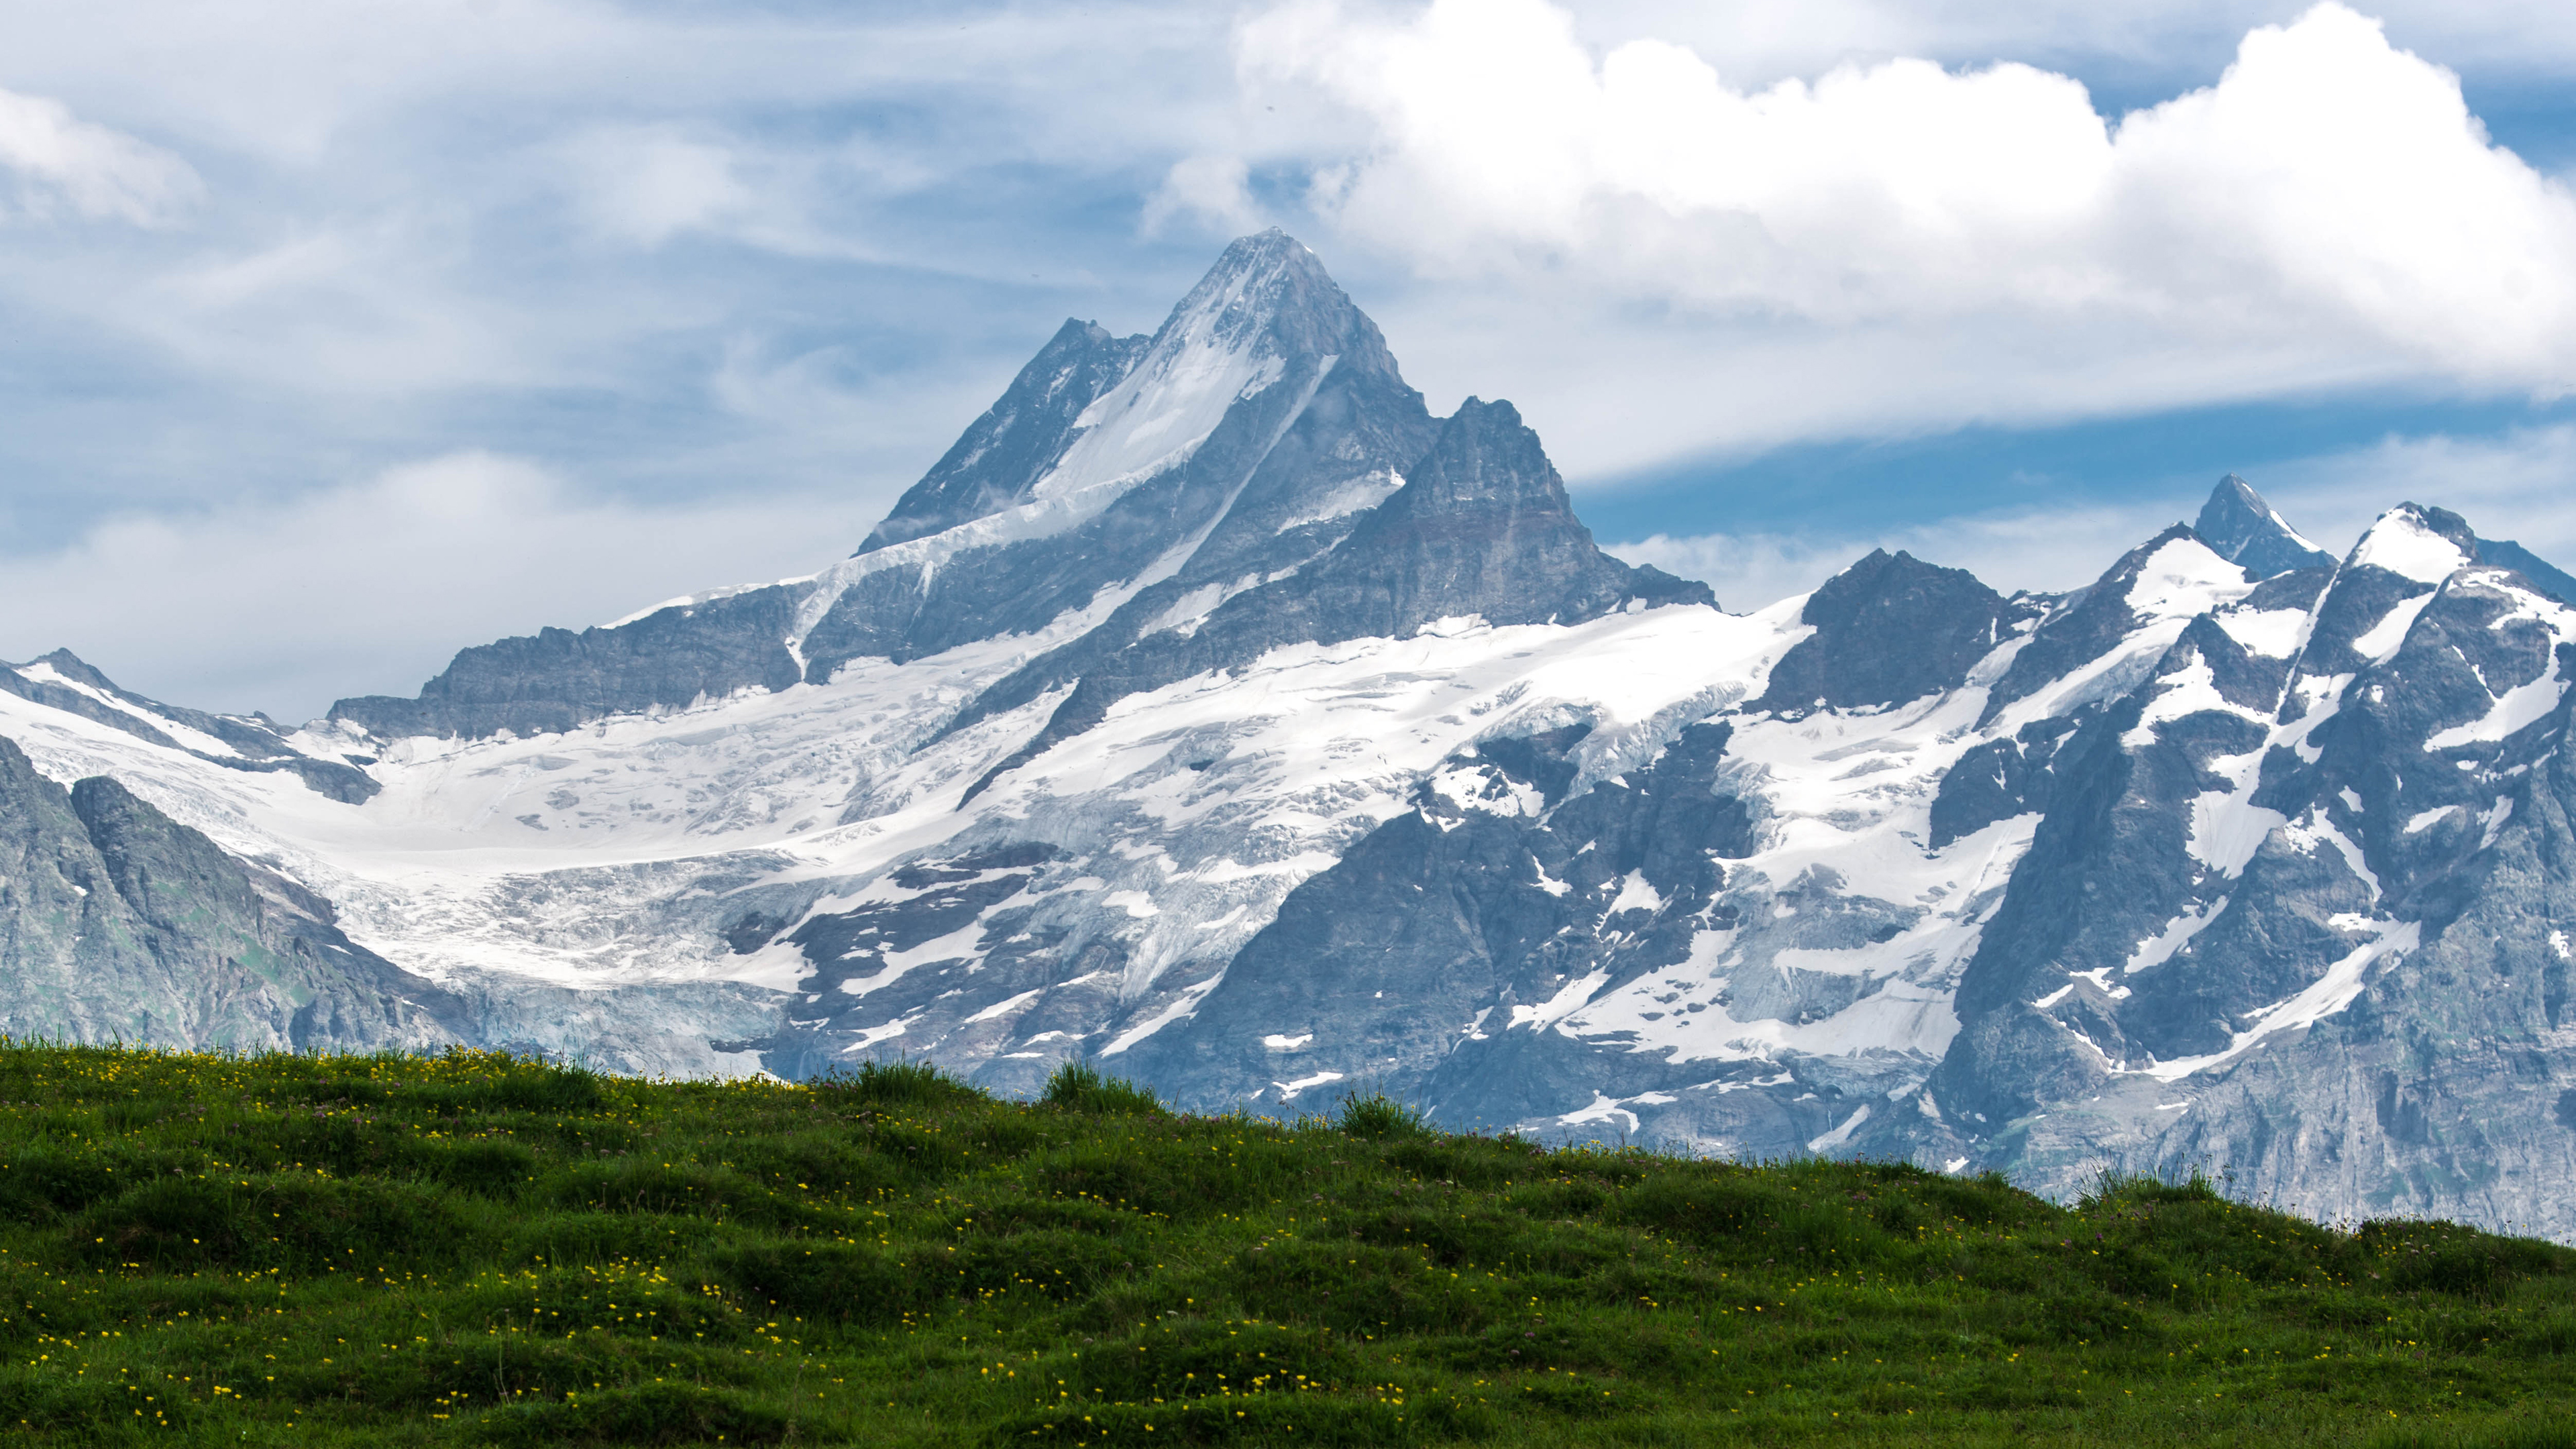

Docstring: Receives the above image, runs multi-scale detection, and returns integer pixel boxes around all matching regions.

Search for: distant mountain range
[7,231,2575,1236]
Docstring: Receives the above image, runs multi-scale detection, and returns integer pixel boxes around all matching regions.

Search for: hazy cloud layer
[0,453,863,722]
[1608,421,2576,612]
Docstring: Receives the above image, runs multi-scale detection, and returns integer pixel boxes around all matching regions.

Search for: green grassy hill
[0,1043,2569,1448]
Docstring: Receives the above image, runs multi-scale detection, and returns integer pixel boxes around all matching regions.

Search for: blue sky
[3,0,2575,719]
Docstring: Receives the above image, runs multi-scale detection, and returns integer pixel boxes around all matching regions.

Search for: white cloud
[1244,1,2576,451]
[1143,154,1265,237]
[0,1,1239,174]
[562,125,758,248]
[553,125,916,260]
[0,84,199,224]
[0,0,2569,717]
[0,453,867,723]
[120,220,555,396]
[1557,1,2576,91]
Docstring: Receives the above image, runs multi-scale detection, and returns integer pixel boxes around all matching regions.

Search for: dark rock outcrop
[331,586,805,741]
[1750,549,2017,715]
[793,230,1450,680]
[1118,721,1759,1123]
[1981,525,2238,725]
[2473,536,2576,604]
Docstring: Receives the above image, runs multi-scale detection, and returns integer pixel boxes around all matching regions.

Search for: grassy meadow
[0,1042,2567,1446]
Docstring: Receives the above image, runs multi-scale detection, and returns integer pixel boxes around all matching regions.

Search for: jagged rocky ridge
[5,233,2576,1236]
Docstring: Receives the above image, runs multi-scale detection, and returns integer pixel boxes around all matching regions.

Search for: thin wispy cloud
[0,85,199,225]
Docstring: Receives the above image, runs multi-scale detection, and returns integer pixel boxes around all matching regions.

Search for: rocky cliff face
[0,735,460,1051]
[8,233,2576,1236]
[327,589,808,743]
[1855,502,2576,1234]
[2196,474,2335,579]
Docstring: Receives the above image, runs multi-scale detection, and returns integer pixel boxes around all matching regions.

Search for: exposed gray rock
[2473,535,2576,605]
[1117,720,1761,1122]
[857,319,1150,554]
[1982,525,2238,725]
[0,733,462,1051]
[1927,720,2074,849]
[329,585,806,741]
[0,650,376,801]
[1750,549,2022,715]
[2196,474,2334,578]
[1854,504,2576,1237]
[0,727,788,1074]
[958,398,1711,800]
[806,231,1444,680]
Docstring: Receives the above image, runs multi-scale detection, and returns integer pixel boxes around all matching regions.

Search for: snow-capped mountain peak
[2196,473,2334,578]
[2347,502,2479,586]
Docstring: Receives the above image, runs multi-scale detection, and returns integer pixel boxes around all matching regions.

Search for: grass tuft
[1042,1059,1165,1116]
[1332,1090,1428,1140]
[812,1056,981,1110]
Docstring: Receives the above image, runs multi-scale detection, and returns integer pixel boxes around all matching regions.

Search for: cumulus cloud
[0,85,199,224]
[0,453,868,723]
[1247,1,2576,392]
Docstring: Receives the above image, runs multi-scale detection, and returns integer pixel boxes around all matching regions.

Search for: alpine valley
[9,233,2576,1237]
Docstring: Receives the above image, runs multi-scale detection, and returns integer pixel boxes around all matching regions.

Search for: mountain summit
[2194,474,2335,578]
[331,231,1698,743]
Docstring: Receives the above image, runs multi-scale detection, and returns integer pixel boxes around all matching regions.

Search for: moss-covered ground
[0,1043,2569,1447]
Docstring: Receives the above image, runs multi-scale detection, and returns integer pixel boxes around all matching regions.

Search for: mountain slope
[2475,535,2576,604]
[0,735,460,1051]
[331,230,1442,743]
[951,396,1709,800]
